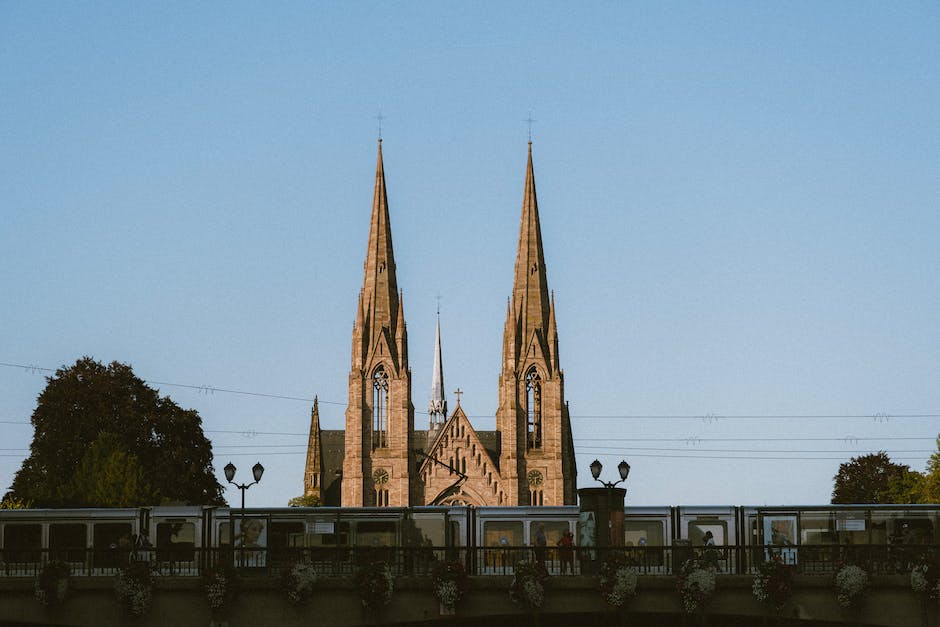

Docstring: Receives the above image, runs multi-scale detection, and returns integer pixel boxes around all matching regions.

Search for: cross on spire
[375,109,385,140]
[523,111,536,142]
[454,387,463,405]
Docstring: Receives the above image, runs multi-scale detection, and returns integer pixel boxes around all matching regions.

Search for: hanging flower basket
[509,560,549,610]
[354,561,394,611]
[34,560,70,607]
[752,555,794,612]
[677,558,716,614]
[204,561,239,614]
[834,563,869,608]
[911,556,940,603]
[115,560,153,617]
[431,559,468,614]
[281,561,318,605]
[598,552,638,608]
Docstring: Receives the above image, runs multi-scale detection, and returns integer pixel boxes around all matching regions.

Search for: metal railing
[1,544,935,578]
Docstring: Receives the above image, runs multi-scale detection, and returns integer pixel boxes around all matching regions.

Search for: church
[303,140,577,507]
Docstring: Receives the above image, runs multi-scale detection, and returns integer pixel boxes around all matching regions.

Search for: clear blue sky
[2,3,938,508]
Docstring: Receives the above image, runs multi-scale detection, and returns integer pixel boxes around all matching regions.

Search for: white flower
[115,571,152,617]
[522,579,545,608]
[752,575,769,603]
[604,566,638,607]
[679,564,716,614]
[286,563,318,604]
[835,565,869,608]
[436,580,459,607]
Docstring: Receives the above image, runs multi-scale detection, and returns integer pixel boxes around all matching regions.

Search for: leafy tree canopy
[288,494,321,507]
[831,451,923,504]
[0,495,31,509]
[6,357,225,507]
[922,436,940,503]
[70,432,152,507]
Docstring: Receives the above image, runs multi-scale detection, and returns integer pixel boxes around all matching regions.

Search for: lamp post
[589,459,631,489]
[224,461,264,558]
[577,459,630,573]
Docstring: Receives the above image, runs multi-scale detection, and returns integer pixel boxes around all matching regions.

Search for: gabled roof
[419,405,503,506]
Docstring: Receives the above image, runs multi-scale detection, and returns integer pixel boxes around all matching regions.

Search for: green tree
[70,433,151,507]
[0,495,31,509]
[6,357,224,507]
[831,451,920,504]
[922,436,940,503]
[881,466,924,504]
[288,494,321,507]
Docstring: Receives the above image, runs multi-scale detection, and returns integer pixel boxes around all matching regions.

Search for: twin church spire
[352,139,407,375]
[337,139,575,507]
[504,142,560,376]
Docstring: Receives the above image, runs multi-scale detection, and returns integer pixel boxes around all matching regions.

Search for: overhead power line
[4,360,939,423]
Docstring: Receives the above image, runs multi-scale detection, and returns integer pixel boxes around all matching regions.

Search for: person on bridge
[533,523,548,567]
[557,530,574,574]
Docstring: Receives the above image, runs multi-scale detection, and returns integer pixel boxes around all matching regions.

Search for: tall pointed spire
[303,396,322,500]
[361,139,401,343]
[496,142,577,506]
[428,308,447,429]
[511,142,551,348]
[343,140,415,507]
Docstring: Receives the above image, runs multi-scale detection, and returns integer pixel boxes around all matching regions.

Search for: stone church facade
[303,140,576,507]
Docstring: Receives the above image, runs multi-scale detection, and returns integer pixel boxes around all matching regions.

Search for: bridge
[0,547,935,627]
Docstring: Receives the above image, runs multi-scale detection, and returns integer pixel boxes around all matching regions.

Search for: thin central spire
[428,309,447,429]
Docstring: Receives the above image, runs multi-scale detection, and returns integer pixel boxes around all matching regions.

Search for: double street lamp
[578,459,631,568]
[223,461,264,552]
[589,459,630,489]
[224,461,265,509]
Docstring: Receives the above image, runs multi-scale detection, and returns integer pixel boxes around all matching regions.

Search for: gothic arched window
[526,367,542,450]
[372,367,389,449]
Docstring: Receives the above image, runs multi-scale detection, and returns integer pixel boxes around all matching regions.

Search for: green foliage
[922,436,940,503]
[288,494,321,507]
[831,451,920,504]
[6,357,224,507]
[0,495,32,509]
[882,466,925,504]
[70,433,151,507]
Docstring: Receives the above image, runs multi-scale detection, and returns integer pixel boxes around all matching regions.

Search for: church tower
[495,143,577,505]
[342,140,416,506]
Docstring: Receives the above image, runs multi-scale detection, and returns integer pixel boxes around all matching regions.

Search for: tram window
[50,523,86,563]
[270,522,304,549]
[624,521,664,547]
[156,522,195,561]
[93,523,133,568]
[688,520,727,546]
[356,521,396,547]
[3,524,41,563]
[835,513,867,544]
[536,521,569,546]
[218,523,231,546]
[874,512,934,545]
[301,521,349,547]
[484,521,523,547]
[799,512,834,545]
[407,517,445,547]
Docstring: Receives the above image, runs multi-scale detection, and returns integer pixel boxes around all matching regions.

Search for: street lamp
[577,459,631,566]
[590,459,630,489]
[223,461,264,553]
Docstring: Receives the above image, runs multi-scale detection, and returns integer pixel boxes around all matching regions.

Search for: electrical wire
[4,360,938,422]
